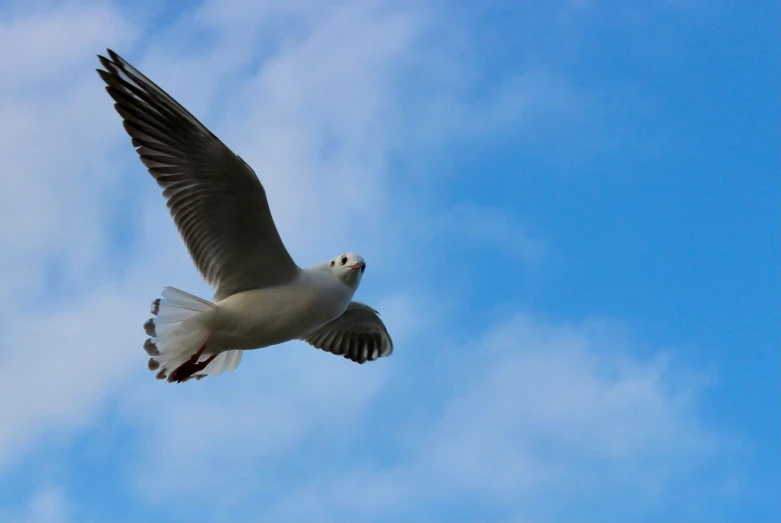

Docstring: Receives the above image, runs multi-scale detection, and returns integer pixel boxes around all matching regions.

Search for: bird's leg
[169,344,217,383]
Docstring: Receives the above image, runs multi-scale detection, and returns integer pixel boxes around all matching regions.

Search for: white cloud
[0,3,134,94]
[0,1,141,473]
[125,347,393,507]
[0,2,137,305]
[0,483,71,523]
[0,283,146,472]
[25,484,70,523]
[432,204,548,265]
[264,314,716,521]
[422,315,712,483]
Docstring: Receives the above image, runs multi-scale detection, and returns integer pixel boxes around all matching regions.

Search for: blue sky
[0,0,778,522]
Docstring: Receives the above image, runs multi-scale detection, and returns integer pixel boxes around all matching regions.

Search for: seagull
[96,49,393,383]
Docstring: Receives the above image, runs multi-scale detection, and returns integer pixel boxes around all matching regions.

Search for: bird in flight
[96,50,393,383]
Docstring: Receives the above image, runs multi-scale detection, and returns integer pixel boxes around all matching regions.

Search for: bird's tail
[143,287,242,382]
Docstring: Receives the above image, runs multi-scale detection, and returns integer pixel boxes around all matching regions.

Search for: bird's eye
[330,260,334,266]
[360,263,366,273]
[340,256,348,265]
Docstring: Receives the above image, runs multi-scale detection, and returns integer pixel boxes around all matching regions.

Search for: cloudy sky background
[0,0,778,521]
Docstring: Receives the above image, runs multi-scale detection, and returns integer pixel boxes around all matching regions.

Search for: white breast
[206,269,355,351]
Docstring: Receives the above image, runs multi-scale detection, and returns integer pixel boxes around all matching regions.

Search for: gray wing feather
[299,302,393,364]
[97,49,299,300]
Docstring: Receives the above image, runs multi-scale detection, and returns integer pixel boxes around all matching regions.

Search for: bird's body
[205,266,356,352]
[97,49,393,382]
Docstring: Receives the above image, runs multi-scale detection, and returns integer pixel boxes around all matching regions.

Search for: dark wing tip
[97,54,115,71]
[107,48,122,63]
[95,68,113,83]
[98,50,130,77]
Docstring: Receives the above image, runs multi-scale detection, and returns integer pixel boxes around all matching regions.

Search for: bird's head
[328,252,366,288]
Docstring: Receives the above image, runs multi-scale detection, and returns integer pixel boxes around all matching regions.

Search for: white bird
[97,50,393,383]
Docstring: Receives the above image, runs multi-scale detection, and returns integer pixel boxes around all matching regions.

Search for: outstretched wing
[299,302,393,364]
[97,49,300,300]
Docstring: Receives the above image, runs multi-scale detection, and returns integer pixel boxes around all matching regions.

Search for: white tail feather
[143,287,242,382]
[202,350,243,377]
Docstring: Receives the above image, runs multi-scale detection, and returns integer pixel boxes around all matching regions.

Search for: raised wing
[299,302,393,364]
[97,49,299,300]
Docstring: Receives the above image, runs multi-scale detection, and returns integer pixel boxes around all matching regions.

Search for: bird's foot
[168,344,217,383]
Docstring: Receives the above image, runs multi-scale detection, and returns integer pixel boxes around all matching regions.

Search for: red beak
[349,262,364,271]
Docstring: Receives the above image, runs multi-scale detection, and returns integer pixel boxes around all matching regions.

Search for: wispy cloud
[0,483,71,523]
[261,314,716,521]
[25,484,70,523]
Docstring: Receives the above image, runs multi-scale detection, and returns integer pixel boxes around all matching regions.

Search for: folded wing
[299,302,393,364]
[97,49,299,300]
